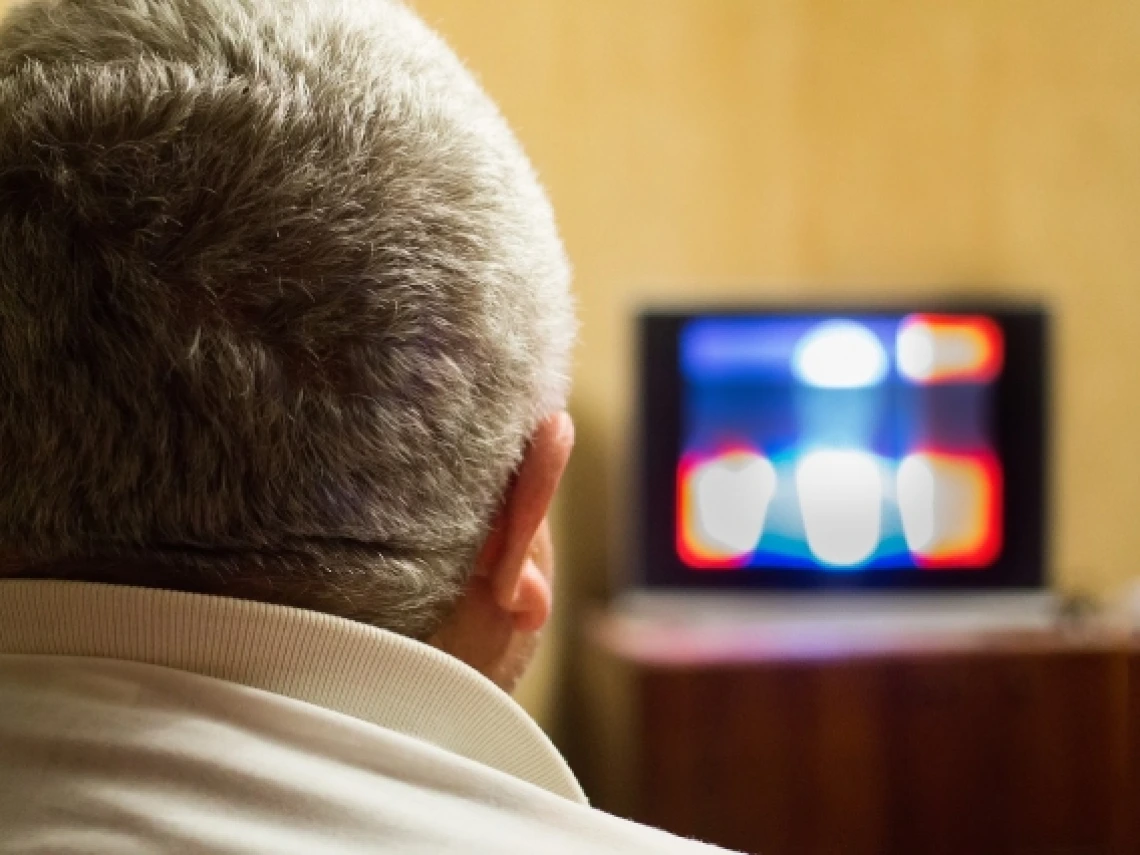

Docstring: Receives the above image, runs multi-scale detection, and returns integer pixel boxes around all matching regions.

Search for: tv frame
[635,301,1050,593]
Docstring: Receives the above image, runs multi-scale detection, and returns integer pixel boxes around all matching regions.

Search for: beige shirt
[0,580,732,854]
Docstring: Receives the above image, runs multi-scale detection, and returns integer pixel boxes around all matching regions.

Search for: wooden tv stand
[575,609,1138,855]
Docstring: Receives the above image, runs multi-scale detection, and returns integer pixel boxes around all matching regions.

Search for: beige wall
[401,0,1140,725]
[405,0,1140,593]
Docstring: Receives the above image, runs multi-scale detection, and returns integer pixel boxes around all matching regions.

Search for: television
[636,303,1049,593]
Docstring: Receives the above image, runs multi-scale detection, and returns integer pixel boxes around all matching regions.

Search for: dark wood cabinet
[576,614,1137,855]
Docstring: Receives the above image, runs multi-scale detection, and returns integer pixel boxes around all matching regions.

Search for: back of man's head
[0,0,574,639]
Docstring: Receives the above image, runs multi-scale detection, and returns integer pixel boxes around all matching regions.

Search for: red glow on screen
[897,449,1003,569]
[677,446,772,570]
[897,315,1004,384]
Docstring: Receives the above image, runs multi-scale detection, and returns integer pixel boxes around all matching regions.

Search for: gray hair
[0,0,574,638]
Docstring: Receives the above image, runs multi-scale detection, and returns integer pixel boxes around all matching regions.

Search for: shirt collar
[0,579,585,803]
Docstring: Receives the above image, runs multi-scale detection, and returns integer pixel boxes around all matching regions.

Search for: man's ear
[476,411,574,633]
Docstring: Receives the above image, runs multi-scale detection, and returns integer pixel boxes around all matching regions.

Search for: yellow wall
[401,0,1140,724]
[405,0,1140,593]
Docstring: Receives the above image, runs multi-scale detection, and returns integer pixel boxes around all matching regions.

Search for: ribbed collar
[0,579,585,803]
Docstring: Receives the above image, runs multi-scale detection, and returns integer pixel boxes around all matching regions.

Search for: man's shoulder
[0,652,736,854]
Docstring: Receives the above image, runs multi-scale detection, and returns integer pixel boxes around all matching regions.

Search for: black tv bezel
[636,302,1049,592]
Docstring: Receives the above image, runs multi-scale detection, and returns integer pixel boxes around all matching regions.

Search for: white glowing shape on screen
[792,321,888,389]
[896,322,938,382]
[796,450,883,566]
[896,454,937,552]
[691,451,778,556]
[896,452,994,563]
[897,319,994,383]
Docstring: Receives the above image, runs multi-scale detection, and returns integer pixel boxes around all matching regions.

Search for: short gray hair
[0,0,574,638]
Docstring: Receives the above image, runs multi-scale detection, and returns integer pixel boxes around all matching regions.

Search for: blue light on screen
[676,315,1003,572]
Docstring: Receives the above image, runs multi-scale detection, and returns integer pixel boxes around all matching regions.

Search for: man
[0,0,733,851]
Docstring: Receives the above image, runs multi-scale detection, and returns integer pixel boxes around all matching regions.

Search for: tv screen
[637,304,1048,591]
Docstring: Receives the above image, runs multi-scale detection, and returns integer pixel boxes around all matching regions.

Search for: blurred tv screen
[637,304,1047,591]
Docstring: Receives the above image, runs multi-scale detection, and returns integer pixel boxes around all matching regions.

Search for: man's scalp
[0,0,574,637]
